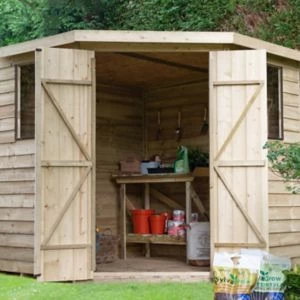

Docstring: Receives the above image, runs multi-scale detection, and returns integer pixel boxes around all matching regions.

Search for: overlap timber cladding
[268,57,300,265]
[0,57,34,274]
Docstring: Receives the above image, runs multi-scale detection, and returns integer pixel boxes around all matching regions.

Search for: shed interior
[94,52,210,272]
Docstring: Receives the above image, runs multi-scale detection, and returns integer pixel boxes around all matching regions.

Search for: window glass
[267,65,283,140]
[19,64,35,139]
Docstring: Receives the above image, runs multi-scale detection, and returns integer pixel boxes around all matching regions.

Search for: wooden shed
[0,31,299,282]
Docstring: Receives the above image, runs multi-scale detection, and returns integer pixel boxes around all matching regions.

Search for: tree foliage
[0,0,299,48]
[265,142,300,193]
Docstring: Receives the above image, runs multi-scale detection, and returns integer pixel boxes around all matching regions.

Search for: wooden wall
[0,140,35,274]
[0,53,35,274]
[144,81,209,258]
[96,84,143,235]
[144,81,209,214]
[268,57,300,265]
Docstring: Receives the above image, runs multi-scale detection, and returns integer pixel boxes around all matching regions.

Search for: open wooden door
[35,48,95,281]
[209,50,268,256]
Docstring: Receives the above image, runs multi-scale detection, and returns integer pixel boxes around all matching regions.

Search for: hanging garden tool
[175,110,183,141]
[200,107,209,135]
[156,111,163,140]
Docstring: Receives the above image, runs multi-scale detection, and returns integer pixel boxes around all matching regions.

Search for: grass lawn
[0,273,213,300]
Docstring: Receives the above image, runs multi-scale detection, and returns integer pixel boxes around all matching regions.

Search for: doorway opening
[95,52,210,274]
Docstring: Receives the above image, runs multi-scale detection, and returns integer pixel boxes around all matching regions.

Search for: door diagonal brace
[41,166,91,246]
[214,82,264,161]
[214,165,267,247]
[41,80,91,161]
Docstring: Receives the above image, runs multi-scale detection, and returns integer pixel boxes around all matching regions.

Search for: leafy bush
[282,265,300,300]
[264,141,300,193]
[0,0,299,49]
[187,147,209,171]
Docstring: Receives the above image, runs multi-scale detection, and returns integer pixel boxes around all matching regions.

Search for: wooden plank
[269,207,300,220]
[150,188,184,210]
[41,244,92,250]
[284,106,299,120]
[115,174,194,184]
[0,208,34,221]
[283,80,299,95]
[0,259,33,274]
[0,67,15,81]
[41,160,92,167]
[0,195,34,208]
[0,221,34,234]
[144,183,150,258]
[283,67,299,82]
[0,246,34,262]
[269,194,300,206]
[0,181,34,194]
[283,93,300,107]
[0,233,34,248]
[269,220,300,233]
[284,131,300,144]
[0,92,15,107]
[0,154,35,169]
[0,80,14,94]
[0,105,14,119]
[213,80,263,86]
[185,182,191,224]
[0,168,35,182]
[44,79,92,85]
[270,232,300,247]
[217,160,265,167]
[269,180,293,194]
[91,57,96,271]
[34,48,43,276]
[127,234,186,245]
[0,139,35,156]
[0,130,15,144]
[120,184,126,260]
[284,118,300,133]
[215,242,265,248]
[270,245,300,258]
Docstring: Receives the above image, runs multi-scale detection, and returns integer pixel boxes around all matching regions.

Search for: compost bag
[241,249,291,300]
[213,252,261,300]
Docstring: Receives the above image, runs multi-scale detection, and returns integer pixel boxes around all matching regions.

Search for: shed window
[267,65,283,140]
[17,64,35,139]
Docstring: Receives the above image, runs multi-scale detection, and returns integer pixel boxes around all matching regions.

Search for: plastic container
[173,210,185,222]
[131,209,155,234]
[167,220,185,237]
[160,212,172,233]
[150,215,166,234]
[140,161,160,174]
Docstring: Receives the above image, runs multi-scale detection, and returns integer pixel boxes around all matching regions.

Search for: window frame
[267,64,284,140]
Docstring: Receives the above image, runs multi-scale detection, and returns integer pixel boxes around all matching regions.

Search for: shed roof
[0,30,299,62]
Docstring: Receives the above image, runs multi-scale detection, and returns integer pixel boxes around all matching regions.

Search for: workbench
[113,173,194,260]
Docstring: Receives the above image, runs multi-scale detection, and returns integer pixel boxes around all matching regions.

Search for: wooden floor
[94,257,211,282]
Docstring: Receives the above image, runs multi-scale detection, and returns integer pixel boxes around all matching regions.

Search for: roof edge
[74,30,235,44]
[0,31,76,58]
[0,30,298,62]
[233,33,300,62]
